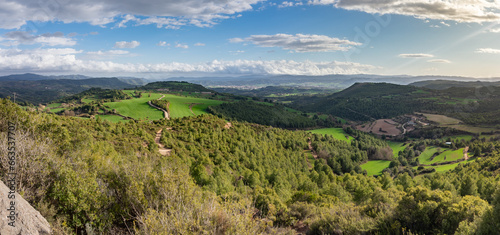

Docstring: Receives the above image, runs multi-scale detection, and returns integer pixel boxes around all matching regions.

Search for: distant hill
[167,74,491,89]
[212,86,335,97]
[329,82,420,98]
[410,80,500,90]
[0,77,134,104]
[139,81,214,93]
[290,83,437,121]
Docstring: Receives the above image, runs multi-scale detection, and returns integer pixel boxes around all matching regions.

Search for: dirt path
[188,103,201,116]
[308,137,318,159]
[463,146,469,160]
[148,95,170,120]
[224,122,232,129]
[155,129,171,156]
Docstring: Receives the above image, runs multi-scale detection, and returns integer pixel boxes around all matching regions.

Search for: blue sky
[0,0,499,78]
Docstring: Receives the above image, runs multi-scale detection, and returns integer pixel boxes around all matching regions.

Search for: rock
[0,180,51,235]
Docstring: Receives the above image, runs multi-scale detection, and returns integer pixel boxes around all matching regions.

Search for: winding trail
[463,146,469,160]
[308,137,318,159]
[148,95,170,120]
[155,129,172,156]
[188,103,202,116]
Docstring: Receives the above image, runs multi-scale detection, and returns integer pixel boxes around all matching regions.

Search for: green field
[104,93,164,120]
[388,141,406,157]
[162,94,223,118]
[82,98,95,103]
[96,115,127,122]
[361,160,391,176]
[49,108,65,113]
[309,128,351,142]
[418,147,464,165]
[414,159,476,173]
[47,103,62,108]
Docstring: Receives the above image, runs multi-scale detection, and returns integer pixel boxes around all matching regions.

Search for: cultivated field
[420,113,497,134]
[105,93,164,120]
[356,119,402,136]
[162,94,223,118]
[421,113,462,125]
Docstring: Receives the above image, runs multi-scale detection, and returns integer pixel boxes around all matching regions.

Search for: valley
[2,77,500,234]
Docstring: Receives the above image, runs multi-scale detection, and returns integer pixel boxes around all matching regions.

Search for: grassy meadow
[309,128,352,142]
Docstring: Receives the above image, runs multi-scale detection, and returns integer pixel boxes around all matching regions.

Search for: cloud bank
[0,48,378,75]
[231,33,361,52]
[0,0,264,29]
[309,0,500,23]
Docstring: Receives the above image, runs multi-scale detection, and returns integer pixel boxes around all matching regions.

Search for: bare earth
[155,129,172,156]
[357,119,402,136]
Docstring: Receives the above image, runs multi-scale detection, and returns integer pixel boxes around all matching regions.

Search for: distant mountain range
[2,73,499,89]
[1,73,500,104]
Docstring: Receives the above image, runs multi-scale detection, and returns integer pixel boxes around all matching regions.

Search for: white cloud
[229,37,245,43]
[440,21,450,27]
[0,48,378,75]
[0,0,264,29]
[194,43,205,46]
[279,1,304,8]
[233,33,361,52]
[475,48,500,54]
[1,31,76,46]
[87,50,130,55]
[85,50,132,60]
[428,59,451,63]
[488,27,500,33]
[114,40,140,48]
[309,0,500,23]
[229,50,245,55]
[398,53,434,58]
[157,41,169,46]
[175,43,189,49]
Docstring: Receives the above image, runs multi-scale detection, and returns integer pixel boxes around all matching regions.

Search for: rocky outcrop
[0,180,51,234]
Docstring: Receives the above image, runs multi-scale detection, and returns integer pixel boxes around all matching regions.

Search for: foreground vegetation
[2,98,500,234]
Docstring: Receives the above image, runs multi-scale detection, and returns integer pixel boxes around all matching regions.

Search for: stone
[0,180,51,235]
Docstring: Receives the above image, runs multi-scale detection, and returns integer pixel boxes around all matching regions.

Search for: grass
[49,108,65,113]
[414,159,476,173]
[46,103,62,108]
[104,93,164,120]
[361,160,391,176]
[309,128,352,142]
[82,98,95,103]
[96,115,127,123]
[419,147,464,165]
[162,94,223,118]
[418,147,440,165]
[387,141,406,157]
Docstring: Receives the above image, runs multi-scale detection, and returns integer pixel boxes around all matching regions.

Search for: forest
[2,97,500,234]
[208,101,318,128]
[289,83,500,126]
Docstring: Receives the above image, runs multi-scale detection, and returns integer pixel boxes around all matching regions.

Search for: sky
[0,0,499,79]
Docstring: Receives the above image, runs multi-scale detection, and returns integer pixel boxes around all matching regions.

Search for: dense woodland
[289,83,500,126]
[57,88,131,103]
[0,78,133,104]
[208,101,319,128]
[2,98,500,234]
